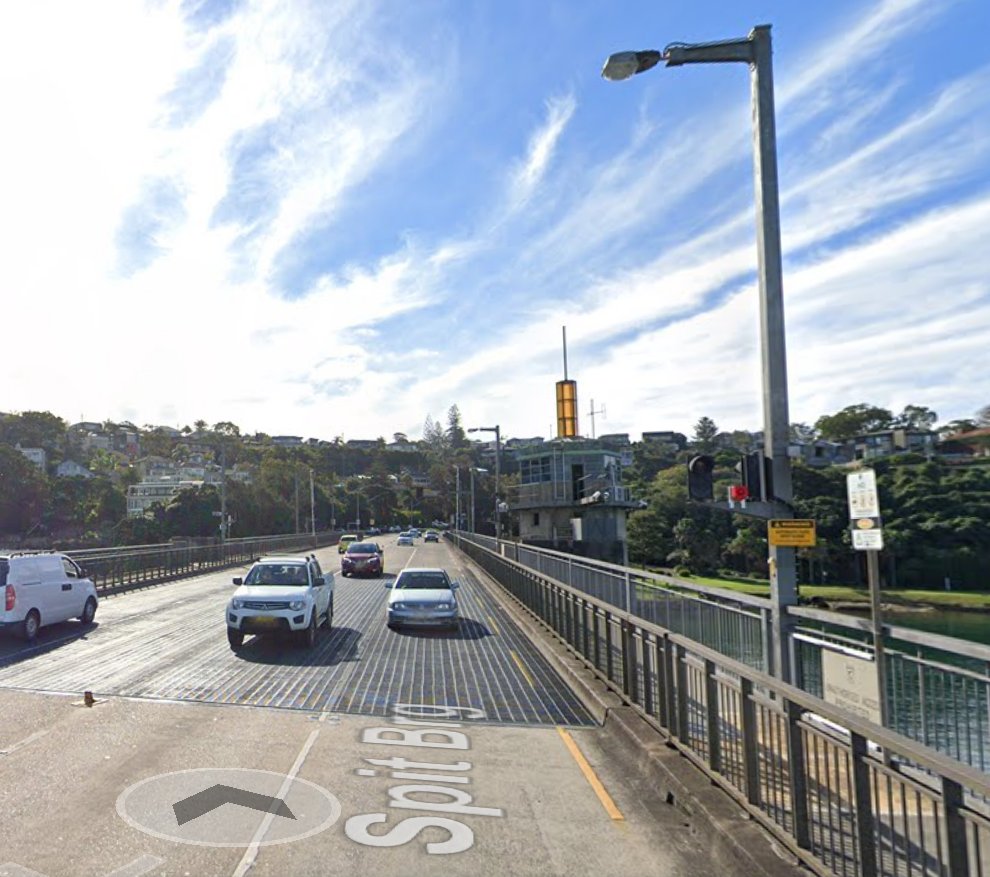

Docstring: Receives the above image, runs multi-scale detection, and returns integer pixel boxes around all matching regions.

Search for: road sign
[852,529,884,550]
[846,469,880,519]
[768,519,816,547]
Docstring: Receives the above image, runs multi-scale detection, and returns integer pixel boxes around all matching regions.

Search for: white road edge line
[106,854,166,877]
[0,729,50,756]
[231,729,321,877]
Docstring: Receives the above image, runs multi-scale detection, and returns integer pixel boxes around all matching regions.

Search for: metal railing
[455,534,990,877]
[65,532,340,595]
[459,532,990,774]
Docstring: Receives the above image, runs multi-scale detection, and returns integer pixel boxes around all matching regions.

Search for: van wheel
[21,610,40,642]
[80,597,97,625]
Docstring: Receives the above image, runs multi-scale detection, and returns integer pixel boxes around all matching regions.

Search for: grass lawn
[651,573,990,609]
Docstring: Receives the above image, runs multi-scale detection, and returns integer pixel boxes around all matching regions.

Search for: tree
[892,405,938,430]
[0,445,49,535]
[446,405,468,449]
[814,404,893,440]
[977,404,990,427]
[691,417,718,451]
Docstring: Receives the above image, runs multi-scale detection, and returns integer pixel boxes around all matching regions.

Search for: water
[883,608,990,648]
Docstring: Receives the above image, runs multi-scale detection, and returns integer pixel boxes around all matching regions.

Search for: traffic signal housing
[687,455,715,502]
[735,451,772,503]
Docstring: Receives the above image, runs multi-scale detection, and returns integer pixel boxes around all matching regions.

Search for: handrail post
[785,699,811,850]
[705,659,721,773]
[740,677,760,806]
[850,731,878,877]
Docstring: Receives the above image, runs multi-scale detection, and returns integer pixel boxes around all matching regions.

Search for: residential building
[126,479,205,517]
[16,446,47,470]
[844,429,936,461]
[56,460,94,479]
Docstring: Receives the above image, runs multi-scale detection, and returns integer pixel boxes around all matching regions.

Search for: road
[0,536,792,876]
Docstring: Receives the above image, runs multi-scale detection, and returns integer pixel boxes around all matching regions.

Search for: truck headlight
[290,600,305,611]
[231,599,244,610]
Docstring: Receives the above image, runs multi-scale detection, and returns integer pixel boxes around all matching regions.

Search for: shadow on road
[231,626,362,666]
[0,620,98,668]
[390,617,491,640]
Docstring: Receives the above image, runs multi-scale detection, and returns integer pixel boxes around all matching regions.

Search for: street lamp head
[601,49,663,81]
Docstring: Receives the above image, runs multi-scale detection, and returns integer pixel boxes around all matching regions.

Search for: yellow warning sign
[768,519,817,547]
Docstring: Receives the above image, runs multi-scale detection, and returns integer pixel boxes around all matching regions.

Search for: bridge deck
[0,543,594,727]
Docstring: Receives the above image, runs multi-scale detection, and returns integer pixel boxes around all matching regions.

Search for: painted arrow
[172,784,296,826]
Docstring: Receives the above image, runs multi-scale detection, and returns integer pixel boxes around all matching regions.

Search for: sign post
[846,468,889,736]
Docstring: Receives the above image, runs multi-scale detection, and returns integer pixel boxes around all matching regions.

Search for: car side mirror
[233,577,243,586]
[451,581,460,589]
[384,582,392,589]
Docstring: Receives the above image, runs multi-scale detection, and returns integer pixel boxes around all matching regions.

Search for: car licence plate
[251,615,277,625]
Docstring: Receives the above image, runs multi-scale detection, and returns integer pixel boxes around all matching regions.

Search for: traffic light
[735,451,772,502]
[687,455,715,502]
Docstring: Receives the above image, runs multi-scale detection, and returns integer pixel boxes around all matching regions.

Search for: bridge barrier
[455,533,990,775]
[66,532,340,596]
[454,534,990,877]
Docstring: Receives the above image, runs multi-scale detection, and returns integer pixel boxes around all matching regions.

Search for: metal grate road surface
[0,561,594,727]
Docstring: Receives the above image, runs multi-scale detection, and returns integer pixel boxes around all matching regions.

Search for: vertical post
[750,25,796,684]
[494,426,502,549]
[309,468,316,541]
[868,549,890,734]
[470,470,476,533]
[455,467,461,531]
[219,443,227,547]
[294,469,300,534]
[850,731,878,877]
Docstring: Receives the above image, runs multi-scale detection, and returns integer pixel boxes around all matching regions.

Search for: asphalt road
[0,537,765,877]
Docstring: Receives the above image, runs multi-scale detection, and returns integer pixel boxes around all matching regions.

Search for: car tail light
[4,585,14,611]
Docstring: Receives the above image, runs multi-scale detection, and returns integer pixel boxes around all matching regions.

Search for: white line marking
[0,729,50,756]
[106,854,166,877]
[231,729,320,877]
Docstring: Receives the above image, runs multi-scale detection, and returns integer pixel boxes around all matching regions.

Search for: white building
[56,460,94,479]
[126,479,205,517]
[16,446,47,470]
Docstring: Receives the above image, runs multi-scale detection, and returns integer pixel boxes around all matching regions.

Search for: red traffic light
[729,484,749,503]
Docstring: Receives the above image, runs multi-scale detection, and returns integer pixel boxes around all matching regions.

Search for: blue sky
[2,0,988,443]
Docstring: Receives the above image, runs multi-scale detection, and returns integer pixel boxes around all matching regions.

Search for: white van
[0,552,99,641]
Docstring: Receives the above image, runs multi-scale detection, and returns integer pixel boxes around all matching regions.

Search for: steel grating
[0,557,595,727]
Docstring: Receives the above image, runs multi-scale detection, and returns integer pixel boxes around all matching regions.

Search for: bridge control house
[511,439,639,564]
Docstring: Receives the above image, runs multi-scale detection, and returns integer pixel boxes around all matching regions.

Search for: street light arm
[663,37,753,66]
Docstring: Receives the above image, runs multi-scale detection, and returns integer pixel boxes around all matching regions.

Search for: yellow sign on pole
[768,519,816,547]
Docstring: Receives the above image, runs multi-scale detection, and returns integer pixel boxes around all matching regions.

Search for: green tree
[691,417,718,451]
[893,405,938,430]
[0,445,49,534]
[814,404,893,440]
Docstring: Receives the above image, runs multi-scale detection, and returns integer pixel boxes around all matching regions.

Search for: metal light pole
[469,467,487,534]
[603,25,797,683]
[469,426,501,548]
[454,466,461,531]
[309,468,316,541]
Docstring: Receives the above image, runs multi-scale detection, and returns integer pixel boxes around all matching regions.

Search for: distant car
[385,567,460,631]
[424,531,440,543]
[366,527,381,536]
[338,534,360,554]
[226,555,334,650]
[409,528,422,538]
[397,532,414,546]
[342,542,384,578]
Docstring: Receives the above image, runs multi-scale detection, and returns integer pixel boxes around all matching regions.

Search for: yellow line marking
[486,614,501,636]
[556,727,624,821]
[509,649,535,688]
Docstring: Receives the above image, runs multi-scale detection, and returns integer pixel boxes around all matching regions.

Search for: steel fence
[456,535,990,877]
[460,533,990,775]
[65,532,340,595]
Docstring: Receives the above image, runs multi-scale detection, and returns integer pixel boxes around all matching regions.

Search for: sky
[2,0,988,445]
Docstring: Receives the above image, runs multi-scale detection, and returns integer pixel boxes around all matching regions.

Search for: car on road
[385,567,460,631]
[396,531,415,546]
[424,531,440,543]
[0,551,98,641]
[226,555,334,650]
[341,542,384,578]
[338,534,360,554]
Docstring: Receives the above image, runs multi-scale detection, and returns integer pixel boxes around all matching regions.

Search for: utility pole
[588,399,606,439]
[219,443,227,546]
[310,468,316,541]
[294,469,300,534]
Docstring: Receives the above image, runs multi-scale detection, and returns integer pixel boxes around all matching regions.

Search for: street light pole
[469,426,502,549]
[454,466,461,531]
[603,25,797,683]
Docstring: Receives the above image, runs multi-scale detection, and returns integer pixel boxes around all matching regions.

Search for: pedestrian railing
[67,532,340,596]
[455,534,990,877]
